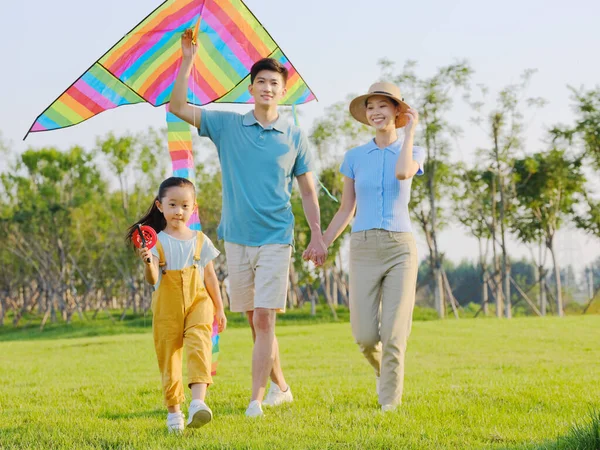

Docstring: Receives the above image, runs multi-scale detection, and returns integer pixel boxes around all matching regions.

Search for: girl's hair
[126,177,196,243]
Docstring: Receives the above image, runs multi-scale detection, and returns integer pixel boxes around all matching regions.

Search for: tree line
[1,60,599,327]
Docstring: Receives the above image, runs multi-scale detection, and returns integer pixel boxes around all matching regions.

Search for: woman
[306,82,425,411]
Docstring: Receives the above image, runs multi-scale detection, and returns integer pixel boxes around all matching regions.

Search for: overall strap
[193,231,205,263]
[155,240,167,269]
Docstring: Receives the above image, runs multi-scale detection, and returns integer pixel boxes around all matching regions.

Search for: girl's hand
[215,309,227,333]
[404,108,419,135]
[137,246,153,265]
[181,28,197,60]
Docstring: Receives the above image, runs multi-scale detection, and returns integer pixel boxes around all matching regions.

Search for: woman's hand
[215,309,227,333]
[404,108,419,135]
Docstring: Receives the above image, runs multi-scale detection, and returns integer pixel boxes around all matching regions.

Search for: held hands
[403,107,419,135]
[302,233,328,267]
[181,28,197,60]
[215,309,227,333]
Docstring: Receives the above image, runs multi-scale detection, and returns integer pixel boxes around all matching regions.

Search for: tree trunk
[549,238,563,317]
[504,265,511,318]
[482,270,489,316]
[434,267,445,318]
[539,267,547,316]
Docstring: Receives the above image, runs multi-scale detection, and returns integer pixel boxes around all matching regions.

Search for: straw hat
[349,81,411,128]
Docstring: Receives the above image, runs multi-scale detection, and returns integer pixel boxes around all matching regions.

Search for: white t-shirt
[150,231,220,288]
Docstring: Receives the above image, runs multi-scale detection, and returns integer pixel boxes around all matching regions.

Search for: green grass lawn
[1,316,599,449]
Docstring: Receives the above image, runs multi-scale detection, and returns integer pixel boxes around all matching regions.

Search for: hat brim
[349,93,411,129]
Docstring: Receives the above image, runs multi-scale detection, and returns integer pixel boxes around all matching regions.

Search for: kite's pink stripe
[146,59,180,104]
[202,8,253,69]
[75,80,118,110]
[32,122,47,131]
[110,3,199,76]
[172,159,193,170]
[206,0,263,63]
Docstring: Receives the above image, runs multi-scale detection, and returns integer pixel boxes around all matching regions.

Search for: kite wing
[26,0,316,138]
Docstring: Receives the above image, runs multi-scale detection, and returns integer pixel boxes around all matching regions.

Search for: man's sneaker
[166,411,185,433]
[187,400,213,428]
[263,383,293,407]
[245,400,264,417]
[381,404,398,413]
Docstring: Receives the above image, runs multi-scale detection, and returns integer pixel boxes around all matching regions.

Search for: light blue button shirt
[199,110,314,246]
[340,138,425,233]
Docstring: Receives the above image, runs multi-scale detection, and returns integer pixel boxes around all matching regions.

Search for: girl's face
[156,186,195,230]
[365,95,399,131]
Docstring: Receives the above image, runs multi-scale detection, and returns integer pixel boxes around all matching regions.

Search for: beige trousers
[349,229,418,407]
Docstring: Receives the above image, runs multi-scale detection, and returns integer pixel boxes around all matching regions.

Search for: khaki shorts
[225,242,292,313]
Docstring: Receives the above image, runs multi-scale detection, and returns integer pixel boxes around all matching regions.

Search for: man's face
[249,70,287,106]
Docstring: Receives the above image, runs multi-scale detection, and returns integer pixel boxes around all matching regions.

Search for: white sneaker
[381,404,398,413]
[263,383,293,407]
[166,411,185,433]
[245,400,264,417]
[187,400,213,428]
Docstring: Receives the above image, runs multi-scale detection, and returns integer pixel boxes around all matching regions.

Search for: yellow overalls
[152,233,214,407]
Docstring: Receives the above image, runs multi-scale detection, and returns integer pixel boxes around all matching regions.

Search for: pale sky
[2,0,599,274]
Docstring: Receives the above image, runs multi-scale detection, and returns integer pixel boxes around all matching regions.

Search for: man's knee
[354,332,380,350]
[252,309,275,334]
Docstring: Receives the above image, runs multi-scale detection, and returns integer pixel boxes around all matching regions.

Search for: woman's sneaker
[263,383,293,407]
[166,411,185,433]
[187,400,213,428]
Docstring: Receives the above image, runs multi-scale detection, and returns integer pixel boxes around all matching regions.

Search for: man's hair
[250,58,288,85]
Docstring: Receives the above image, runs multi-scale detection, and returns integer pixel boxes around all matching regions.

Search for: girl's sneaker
[187,400,213,428]
[166,411,185,433]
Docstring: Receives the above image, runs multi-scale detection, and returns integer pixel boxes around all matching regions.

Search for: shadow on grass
[505,410,600,450]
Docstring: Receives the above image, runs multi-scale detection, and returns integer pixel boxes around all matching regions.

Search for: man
[170,29,327,417]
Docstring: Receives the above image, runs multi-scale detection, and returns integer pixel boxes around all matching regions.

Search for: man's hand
[181,29,197,61]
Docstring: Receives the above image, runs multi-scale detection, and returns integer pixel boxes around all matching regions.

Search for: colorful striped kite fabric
[26,0,316,138]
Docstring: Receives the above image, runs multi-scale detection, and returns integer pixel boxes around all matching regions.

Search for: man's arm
[296,173,327,266]
[169,29,202,129]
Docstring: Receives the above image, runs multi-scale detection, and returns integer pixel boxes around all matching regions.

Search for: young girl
[127,177,227,432]
[305,82,425,412]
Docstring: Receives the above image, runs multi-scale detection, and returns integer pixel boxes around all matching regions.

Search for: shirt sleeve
[200,234,220,268]
[198,110,235,144]
[292,130,315,177]
[413,146,426,176]
[339,151,355,179]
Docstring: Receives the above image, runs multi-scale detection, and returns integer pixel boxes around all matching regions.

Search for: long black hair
[126,177,196,243]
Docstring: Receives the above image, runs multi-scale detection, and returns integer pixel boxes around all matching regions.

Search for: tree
[381,59,473,317]
[513,149,586,316]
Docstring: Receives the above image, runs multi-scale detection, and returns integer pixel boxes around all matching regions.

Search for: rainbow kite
[25,0,316,137]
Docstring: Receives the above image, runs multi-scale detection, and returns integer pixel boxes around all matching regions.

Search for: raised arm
[395,108,421,180]
[169,29,202,129]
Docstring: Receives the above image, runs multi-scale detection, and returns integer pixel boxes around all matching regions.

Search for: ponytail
[126,177,195,244]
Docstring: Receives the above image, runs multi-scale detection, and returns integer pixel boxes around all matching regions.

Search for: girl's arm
[138,248,159,285]
[322,177,357,247]
[204,261,227,332]
[395,108,421,180]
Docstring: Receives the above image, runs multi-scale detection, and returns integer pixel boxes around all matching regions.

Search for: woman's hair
[126,177,195,243]
[365,96,399,108]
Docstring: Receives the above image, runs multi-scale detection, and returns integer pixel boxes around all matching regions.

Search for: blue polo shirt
[199,110,314,246]
[340,138,425,233]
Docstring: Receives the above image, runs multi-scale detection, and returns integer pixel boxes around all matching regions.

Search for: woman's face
[365,95,399,131]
